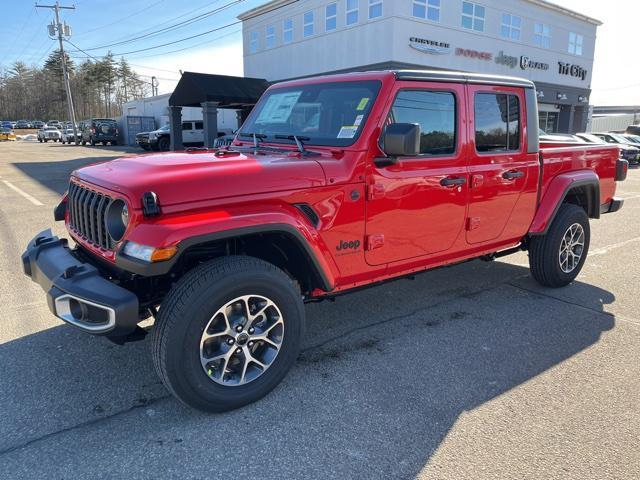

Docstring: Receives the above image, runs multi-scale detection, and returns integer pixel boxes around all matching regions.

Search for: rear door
[365,82,469,266]
[466,86,536,244]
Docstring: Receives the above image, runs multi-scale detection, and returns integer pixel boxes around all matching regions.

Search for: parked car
[135,131,151,151]
[592,132,640,163]
[15,120,31,129]
[625,125,640,136]
[575,133,640,164]
[22,70,628,413]
[37,126,62,142]
[1,121,13,129]
[79,118,119,146]
[61,128,78,144]
[32,121,45,129]
[0,127,16,141]
[46,120,61,129]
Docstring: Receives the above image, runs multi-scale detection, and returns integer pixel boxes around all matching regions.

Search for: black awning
[168,72,270,108]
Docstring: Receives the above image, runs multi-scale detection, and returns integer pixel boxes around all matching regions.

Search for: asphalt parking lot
[0,141,638,479]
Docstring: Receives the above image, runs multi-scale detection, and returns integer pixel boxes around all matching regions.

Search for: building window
[369,0,382,19]
[265,25,275,49]
[303,11,314,37]
[283,18,293,43]
[569,32,583,55]
[250,31,259,53]
[534,23,551,48]
[326,3,337,31]
[461,2,485,32]
[413,0,440,22]
[346,0,358,25]
[390,90,457,155]
[475,93,521,152]
[501,13,521,41]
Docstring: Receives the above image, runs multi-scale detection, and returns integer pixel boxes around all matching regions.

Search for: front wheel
[152,256,305,412]
[529,204,590,288]
[157,136,170,151]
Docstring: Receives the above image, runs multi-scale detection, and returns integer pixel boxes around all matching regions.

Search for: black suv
[79,118,119,146]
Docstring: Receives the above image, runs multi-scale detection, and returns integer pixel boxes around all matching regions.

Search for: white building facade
[239,0,601,133]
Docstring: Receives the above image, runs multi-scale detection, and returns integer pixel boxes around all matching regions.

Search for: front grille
[67,182,114,250]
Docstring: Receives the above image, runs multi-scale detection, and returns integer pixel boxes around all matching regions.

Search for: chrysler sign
[409,37,451,55]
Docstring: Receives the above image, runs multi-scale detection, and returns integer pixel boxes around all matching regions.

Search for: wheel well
[174,232,326,296]
[562,184,599,219]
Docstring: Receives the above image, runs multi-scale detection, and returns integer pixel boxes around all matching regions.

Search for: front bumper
[21,230,139,336]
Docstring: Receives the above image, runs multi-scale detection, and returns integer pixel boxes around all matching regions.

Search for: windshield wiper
[238,132,267,148]
[274,135,319,156]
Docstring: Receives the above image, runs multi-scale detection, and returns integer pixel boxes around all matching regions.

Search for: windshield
[579,134,604,144]
[240,80,382,147]
[609,133,629,143]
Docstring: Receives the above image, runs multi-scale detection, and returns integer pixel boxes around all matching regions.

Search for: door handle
[440,176,467,187]
[502,170,525,180]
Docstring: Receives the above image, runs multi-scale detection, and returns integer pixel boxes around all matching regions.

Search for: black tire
[529,204,590,288]
[38,138,42,143]
[152,256,305,412]
[157,136,170,151]
[81,140,86,146]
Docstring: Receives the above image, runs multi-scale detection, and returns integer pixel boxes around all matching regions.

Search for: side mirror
[377,123,421,166]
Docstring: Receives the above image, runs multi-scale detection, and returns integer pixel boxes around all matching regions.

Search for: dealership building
[239,0,600,133]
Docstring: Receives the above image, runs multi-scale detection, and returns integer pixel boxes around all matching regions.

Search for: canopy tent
[167,72,270,149]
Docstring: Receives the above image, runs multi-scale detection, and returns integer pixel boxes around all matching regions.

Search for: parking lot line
[1,180,43,206]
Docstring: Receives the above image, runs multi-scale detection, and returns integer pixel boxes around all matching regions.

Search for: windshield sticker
[337,126,358,139]
[353,115,364,127]
[256,91,303,124]
[356,98,370,111]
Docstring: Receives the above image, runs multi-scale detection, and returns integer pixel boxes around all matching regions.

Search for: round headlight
[106,199,129,242]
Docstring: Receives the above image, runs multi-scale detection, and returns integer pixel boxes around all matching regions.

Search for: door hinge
[467,217,481,231]
[366,234,385,251]
[367,184,385,201]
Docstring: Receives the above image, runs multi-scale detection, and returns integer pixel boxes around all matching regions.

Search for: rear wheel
[529,204,590,288]
[152,256,305,412]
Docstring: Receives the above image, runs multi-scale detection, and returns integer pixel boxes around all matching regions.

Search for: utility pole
[36,1,79,145]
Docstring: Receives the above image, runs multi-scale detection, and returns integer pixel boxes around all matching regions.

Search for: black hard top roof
[393,70,536,89]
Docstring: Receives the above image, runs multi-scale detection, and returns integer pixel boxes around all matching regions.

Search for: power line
[70,0,245,53]
[72,0,165,38]
[126,27,241,59]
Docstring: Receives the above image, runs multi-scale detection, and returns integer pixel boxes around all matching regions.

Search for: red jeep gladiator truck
[22,70,627,412]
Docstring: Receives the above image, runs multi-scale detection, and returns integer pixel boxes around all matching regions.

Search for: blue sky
[0,0,639,105]
[0,0,264,92]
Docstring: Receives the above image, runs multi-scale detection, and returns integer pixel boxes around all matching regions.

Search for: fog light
[123,241,177,263]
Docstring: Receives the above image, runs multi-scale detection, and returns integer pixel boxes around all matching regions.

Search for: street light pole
[36,1,79,144]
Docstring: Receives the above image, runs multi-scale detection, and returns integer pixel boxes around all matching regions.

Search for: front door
[466,86,533,244]
[365,82,469,266]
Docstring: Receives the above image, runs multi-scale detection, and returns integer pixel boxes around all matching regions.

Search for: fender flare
[115,223,335,291]
[529,171,600,236]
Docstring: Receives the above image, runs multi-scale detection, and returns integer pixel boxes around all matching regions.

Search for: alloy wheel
[199,295,284,387]
[558,223,585,273]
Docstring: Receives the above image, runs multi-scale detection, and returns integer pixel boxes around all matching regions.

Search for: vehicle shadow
[0,260,616,478]
[11,151,142,195]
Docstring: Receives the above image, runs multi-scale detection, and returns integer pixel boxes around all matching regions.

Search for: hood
[73,150,327,207]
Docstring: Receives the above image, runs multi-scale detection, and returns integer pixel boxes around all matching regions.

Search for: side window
[194,121,203,130]
[474,93,520,152]
[182,122,192,131]
[388,90,456,156]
